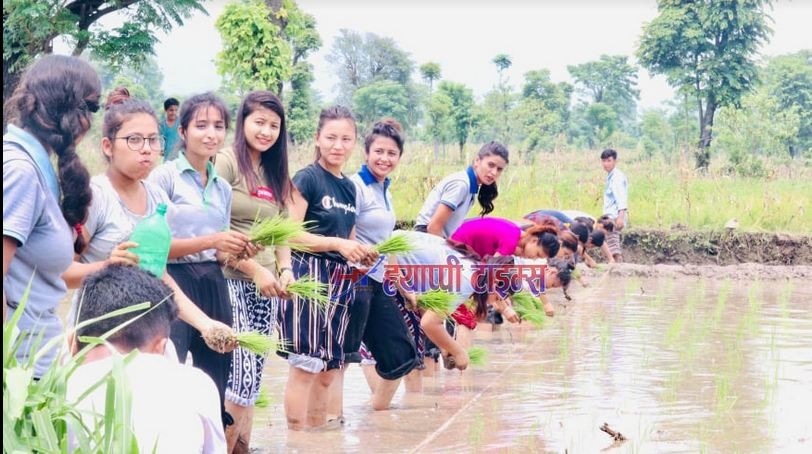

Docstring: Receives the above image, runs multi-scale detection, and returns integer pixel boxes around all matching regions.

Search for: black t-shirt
[293,162,357,262]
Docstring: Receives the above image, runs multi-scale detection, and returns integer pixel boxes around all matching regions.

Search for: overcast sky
[150,0,811,111]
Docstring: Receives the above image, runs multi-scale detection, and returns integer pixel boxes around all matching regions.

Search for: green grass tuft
[255,386,272,408]
[511,292,546,328]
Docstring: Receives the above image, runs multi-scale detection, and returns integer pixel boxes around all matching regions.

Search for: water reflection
[252,276,812,453]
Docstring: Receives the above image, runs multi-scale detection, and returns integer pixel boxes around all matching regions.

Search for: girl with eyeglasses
[62,88,236,362]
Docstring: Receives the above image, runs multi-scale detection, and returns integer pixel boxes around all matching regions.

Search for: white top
[67,351,226,453]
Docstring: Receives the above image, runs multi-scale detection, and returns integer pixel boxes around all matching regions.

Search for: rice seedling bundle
[287,275,331,307]
[511,292,546,328]
[467,346,488,366]
[416,289,455,318]
[255,387,272,408]
[372,233,416,255]
[249,216,312,252]
[234,331,280,355]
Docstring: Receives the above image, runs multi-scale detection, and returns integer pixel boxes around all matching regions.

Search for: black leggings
[167,261,233,427]
[344,279,420,380]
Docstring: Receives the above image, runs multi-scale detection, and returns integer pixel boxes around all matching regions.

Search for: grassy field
[77,138,812,234]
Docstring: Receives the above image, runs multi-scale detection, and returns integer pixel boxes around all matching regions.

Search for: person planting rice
[341,119,421,410]
[67,265,226,453]
[210,91,296,452]
[450,217,561,317]
[61,89,237,358]
[279,106,376,430]
[3,55,101,377]
[385,230,573,370]
[148,92,254,428]
[414,141,510,372]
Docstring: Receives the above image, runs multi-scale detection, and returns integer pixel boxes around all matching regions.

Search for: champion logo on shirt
[251,186,276,203]
[321,195,357,214]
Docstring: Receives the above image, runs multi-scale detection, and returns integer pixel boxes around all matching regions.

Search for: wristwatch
[278,266,293,274]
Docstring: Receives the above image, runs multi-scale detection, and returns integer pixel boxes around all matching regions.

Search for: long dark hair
[177,92,230,152]
[233,91,291,204]
[521,222,561,258]
[475,141,509,216]
[314,105,356,162]
[4,55,101,253]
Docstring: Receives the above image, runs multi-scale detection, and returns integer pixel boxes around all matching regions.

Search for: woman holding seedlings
[213,91,295,451]
[3,55,100,377]
[280,106,374,430]
[386,230,575,369]
[61,89,236,355]
[149,92,254,428]
[450,217,561,316]
[414,142,510,361]
[343,118,420,410]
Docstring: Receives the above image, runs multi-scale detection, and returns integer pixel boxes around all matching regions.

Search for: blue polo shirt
[351,165,395,282]
[148,152,232,263]
[3,125,74,377]
[414,166,479,238]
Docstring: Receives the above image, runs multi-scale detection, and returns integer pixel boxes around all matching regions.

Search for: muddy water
[252,273,812,453]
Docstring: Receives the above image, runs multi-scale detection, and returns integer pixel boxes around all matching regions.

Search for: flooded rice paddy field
[252,268,812,453]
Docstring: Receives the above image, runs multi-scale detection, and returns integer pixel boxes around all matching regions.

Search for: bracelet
[278,266,292,274]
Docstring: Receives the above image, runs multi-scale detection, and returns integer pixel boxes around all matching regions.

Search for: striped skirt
[278,253,356,371]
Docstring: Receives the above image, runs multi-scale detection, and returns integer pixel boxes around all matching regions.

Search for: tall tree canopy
[3,0,205,101]
[637,0,773,169]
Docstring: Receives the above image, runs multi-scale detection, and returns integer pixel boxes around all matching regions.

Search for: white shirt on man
[67,350,226,453]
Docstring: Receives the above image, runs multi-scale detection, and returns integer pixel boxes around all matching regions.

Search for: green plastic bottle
[129,203,172,277]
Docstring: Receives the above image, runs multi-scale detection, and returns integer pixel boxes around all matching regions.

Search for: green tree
[762,50,812,156]
[352,80,411,131]
[282,0,321,144]
[95,55,165,108]
[492,54,512,84]
[287,62,317,144]
[567,55,639,129]
[714,89,800,174]
[426,91,454,155]
[215,0,292,96]
[437,81,475,159]
[327,29,414,105]
[639,109,673,158]
[637,0,773,169]
[515,69,573,153]
[420,62,442,94]
[3,0,205,102]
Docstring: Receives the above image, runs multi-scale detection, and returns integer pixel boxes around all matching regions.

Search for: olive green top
[214,149,284,281]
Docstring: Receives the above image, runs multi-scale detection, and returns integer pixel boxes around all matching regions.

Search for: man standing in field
[601,148,628,262]
[159,97,181,161]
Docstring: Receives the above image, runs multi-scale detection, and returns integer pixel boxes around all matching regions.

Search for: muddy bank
[598,262,812,280]
[619,229,812,266]
[395,221,812,266]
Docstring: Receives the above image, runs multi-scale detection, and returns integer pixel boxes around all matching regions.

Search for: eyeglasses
[114,135,165,153]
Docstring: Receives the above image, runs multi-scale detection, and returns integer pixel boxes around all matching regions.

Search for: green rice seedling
[249,215,312,252]
[511,292,546,328]
[287,275,331,308]
[416,289,455,318]
[467,346,488,366]
[372,233,416,255]
[235,331,279,356]
[255,387,272,408]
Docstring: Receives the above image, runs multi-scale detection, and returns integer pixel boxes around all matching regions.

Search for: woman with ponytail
[412,142,509,369]
[3,55,100,377]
